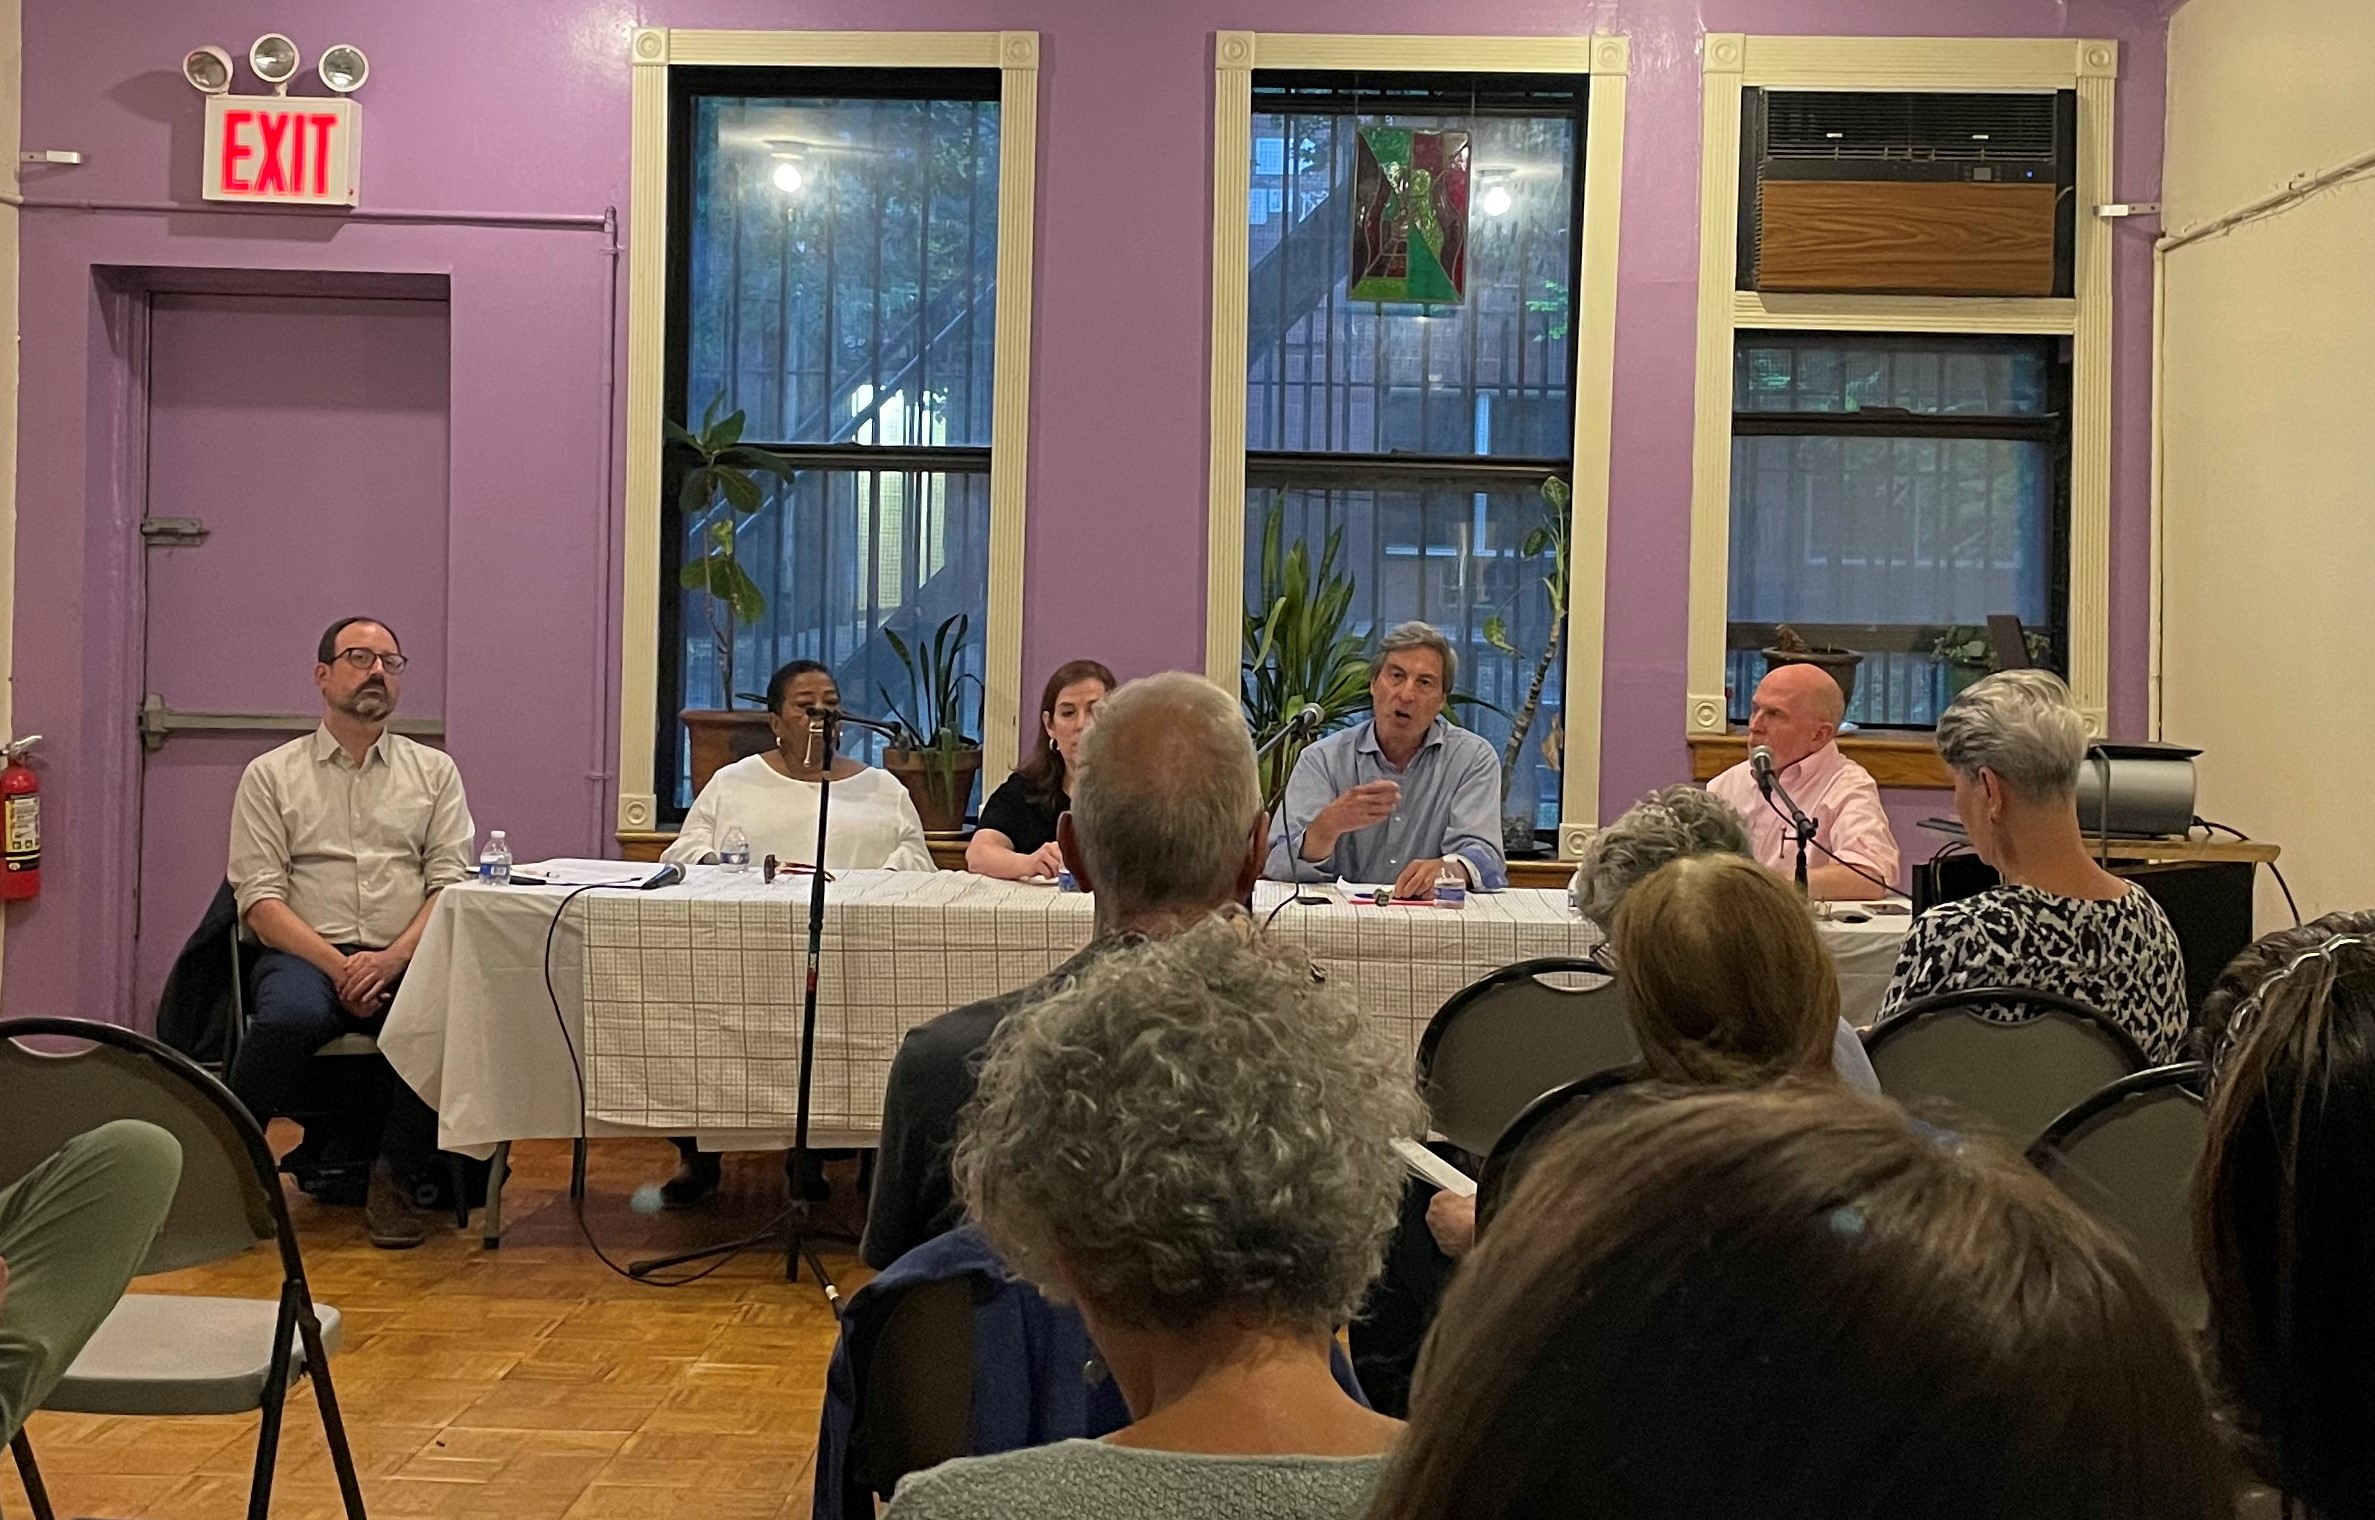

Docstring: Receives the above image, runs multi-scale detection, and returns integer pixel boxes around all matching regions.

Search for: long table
[380,868,1910,1159]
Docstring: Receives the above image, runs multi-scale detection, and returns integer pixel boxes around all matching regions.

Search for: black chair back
[1417,957,1636,1157]
[850,1275,976,1504]
[1475,1064,1646,1235]
[1863,987,2147,1150]
[2029,1062,2209,1332]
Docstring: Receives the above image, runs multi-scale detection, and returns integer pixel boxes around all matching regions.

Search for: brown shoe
[365,1166,429,1250]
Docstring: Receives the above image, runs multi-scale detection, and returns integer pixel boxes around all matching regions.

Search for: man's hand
[1027,841,1067,878]
[1425,1190,1477,1260]
[1301,780,1401,861]
[337,947,409,1016]
[1393,857,1448,901]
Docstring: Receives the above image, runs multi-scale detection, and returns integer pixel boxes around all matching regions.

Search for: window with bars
[1244,72,1585,836]
[661,67,1000,815]
[1726,331,2071,728]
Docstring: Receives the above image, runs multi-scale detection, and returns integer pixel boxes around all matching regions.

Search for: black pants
[1349,1172,1461,1418]
[226,948,438,1179]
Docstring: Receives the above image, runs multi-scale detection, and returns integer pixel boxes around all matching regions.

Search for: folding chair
[1863,987,2147,1151]
[2029,1062,2210,1332]
[1475,1065,1646,1235]
[845,1275,976,1509]
[0,1017,365,1520]
[1417,957,1637,1158]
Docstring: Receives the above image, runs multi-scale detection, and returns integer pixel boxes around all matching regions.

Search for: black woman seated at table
[965,658,1115,881]
[662,659,933,873]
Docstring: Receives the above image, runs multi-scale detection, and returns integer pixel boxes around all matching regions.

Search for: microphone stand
[629,707,877,1305]
[1255,710,1329,912]
[1766,770,1820,899]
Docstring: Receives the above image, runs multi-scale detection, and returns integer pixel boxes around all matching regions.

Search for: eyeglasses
[332,648,408,673]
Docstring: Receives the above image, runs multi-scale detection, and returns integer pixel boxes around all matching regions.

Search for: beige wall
[2159,0,2375,923]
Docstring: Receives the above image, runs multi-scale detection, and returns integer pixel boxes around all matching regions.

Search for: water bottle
[719,824,751,872]
[478,830,512,885]
[1435,866,1467,908]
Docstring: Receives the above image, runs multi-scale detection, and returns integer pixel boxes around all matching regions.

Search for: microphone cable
[1757,787,1900,899]
[538,880,789,1287]
[2194,817,2302,927]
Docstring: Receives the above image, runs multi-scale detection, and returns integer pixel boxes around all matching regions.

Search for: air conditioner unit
[1737,90,2077,298]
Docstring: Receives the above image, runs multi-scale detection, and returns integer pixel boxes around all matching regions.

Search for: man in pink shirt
[1705,663,1900,900]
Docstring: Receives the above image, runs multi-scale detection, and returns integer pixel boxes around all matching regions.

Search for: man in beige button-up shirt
[225,616,474,1248]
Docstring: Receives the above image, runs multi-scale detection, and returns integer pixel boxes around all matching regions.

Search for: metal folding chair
[0,1017,365,1520]
[1863,987,2147,1150]
[2029,1062,2210,1332]
[1417,957,1637,1158]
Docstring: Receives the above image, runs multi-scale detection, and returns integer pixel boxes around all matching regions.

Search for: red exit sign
[202,96,362,206]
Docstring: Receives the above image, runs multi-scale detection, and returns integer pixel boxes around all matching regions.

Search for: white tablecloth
[381,869,1907,1154]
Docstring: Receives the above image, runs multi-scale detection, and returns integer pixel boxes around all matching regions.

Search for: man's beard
[338,683,393,721]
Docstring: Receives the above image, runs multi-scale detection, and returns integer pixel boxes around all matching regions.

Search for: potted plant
[1481,476,1572,857]
[880,612,984,836]
[1243,498,1373,805]
[670,398,793,792]
[1762,624,1865,710]
[1931,625,2055,699]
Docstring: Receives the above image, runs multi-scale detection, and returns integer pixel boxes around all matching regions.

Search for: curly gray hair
[1935,669,2089,802]
[952,918,1425,1335]
[1571,785,1751,933]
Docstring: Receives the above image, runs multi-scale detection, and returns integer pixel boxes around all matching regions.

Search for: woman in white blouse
[654,659,933,1208]
[663,659,933,873]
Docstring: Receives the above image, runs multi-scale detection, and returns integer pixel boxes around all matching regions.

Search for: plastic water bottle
[478,830,512,885]
[719,824,751,872]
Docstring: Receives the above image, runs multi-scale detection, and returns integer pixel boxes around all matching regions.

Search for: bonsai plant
[1481,476,1572,855]
[880,612,984,835]
[669,398,793,792]
[1243,497,1373,805]
[1932,625,2055,699]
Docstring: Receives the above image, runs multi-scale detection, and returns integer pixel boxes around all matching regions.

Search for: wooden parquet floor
[8,1132,875,1520]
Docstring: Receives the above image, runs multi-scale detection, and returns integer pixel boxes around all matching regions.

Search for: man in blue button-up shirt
[1266,622,1508,898]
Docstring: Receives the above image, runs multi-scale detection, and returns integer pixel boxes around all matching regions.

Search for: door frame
[85,266,453,1024]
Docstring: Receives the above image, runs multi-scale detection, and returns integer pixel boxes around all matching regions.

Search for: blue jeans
[226,949,437,1177]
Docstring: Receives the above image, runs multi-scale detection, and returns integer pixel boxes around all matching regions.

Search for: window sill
[1688,732,1954,790]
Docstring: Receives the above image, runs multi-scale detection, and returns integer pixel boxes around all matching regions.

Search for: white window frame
[1687,34,2120,740]
[617,27,1041,832]
[1203,31,1631,848]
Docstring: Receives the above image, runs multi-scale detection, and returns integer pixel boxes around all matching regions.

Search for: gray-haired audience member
[1572,785,1879,1096]
[1878,670,2189,1062]
[861,672,1270,1269]
[884,922,1424,1520]
[1267,622,1507,900]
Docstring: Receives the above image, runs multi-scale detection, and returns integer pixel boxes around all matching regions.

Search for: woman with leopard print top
[1878,671,2189,1063]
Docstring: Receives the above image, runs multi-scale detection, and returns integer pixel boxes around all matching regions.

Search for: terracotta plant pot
[1761,645,1865,711]
[885,746,984,836]
[682,709,776,795]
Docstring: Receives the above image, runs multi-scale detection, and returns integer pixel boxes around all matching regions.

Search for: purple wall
[5,0,2169,1017]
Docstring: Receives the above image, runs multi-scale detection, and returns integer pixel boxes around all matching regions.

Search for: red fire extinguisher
[2,735,41,902]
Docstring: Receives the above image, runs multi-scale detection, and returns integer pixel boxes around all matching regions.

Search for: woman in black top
[966,658,1115,879]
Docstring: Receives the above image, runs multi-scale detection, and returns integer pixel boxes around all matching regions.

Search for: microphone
[1749,744,1778,800]
[802,705,902,738]
[1287,702,1325,737]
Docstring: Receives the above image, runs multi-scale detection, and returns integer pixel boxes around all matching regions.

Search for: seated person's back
[1366,1086,2234,1520]
[862,672,1272,1268]
[883,920,1423,1520]
[1876,671,2188,1061]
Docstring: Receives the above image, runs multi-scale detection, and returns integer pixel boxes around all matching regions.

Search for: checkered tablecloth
[574,871,1606,1136]
[381,867,1906,1155]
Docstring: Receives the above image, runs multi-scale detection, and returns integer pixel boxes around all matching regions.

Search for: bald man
[1705,663,1900,901]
